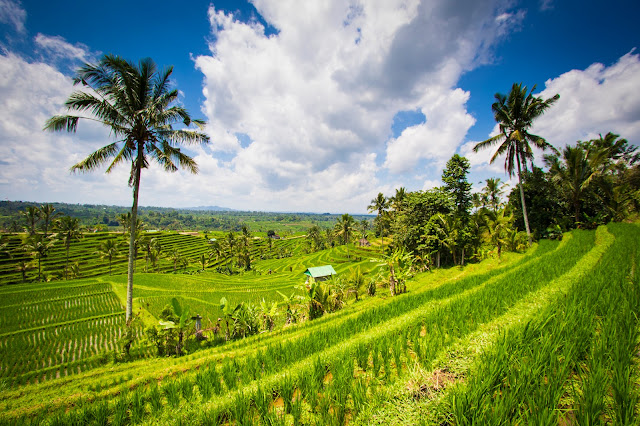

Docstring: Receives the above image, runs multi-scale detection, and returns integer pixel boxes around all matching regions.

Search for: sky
[0,0,639,213]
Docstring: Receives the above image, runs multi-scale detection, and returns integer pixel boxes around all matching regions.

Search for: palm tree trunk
[65,243,70,280]
[126,148,143,324]
[516,156,532,246]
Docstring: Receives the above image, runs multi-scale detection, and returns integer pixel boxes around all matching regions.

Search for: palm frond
[70,142,120,173]
[43,115,80,133]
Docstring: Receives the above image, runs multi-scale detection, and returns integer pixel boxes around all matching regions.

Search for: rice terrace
[2,1,640,425]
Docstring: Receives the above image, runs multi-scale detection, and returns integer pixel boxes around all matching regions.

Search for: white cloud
[384,88,476,174]
[533,50,640,149]
[194,0,520,212]
[462,51,640,181]
[0,1,530,213]
[0,0,25,34]
[34,33,91,62]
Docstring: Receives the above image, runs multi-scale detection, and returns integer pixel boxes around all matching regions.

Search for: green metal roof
[303,265,337,278]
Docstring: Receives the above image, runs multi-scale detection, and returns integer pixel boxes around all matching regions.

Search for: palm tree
[544,145,596,226]
[390,187,407,212]
[334,213,356,259]
[306,225,323,251]
[39,204,60,238]
[117,213,131,236]
[359,219,369,240]
[473,83,559,245]
[44,55,209,323]
[483,208,513,258]
[55,216,82,279]
[169,249,184,272]
[21,206,40,236]
[16,260,34,283]
[22,234,54,282]
[96,238,121,275]
[367,193,388,247]
[482,178,507,214]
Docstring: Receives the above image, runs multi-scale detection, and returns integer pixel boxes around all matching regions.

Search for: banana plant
[158,298,192,355]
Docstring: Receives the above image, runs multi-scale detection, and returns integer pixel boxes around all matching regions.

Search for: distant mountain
[185,205,236,212]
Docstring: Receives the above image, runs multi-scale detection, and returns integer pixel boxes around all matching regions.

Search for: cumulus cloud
[0,0,25,34]
[533,51,640,148]
[0,53,204,208]
[195,0,521,212]
[34,33,92,62]
[460,50,640,186]
[384,88,476,174]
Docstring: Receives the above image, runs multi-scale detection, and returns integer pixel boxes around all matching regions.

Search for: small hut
[358,238,371,247]
[303,265,337,283]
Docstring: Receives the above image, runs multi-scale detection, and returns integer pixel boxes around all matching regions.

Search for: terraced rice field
[0,280,148,386]
[0,224,638,425]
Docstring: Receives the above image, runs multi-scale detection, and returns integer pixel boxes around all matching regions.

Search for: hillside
[0,223,638,425]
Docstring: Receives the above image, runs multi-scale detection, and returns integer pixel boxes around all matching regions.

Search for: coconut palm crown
[44,55,210,322]
[473,82,559,245]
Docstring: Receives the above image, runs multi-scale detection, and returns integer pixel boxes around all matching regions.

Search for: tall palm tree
[21,206,40,236]
[306,225,323,251]
[367,192,388,248]
[473,83,559,245]
[55,216,82,279]
[44,55,209,323]
[39,204,60,238]
[334,213,356,259]
[118,212,131,236]
[544,145,596,226]
[96,238,121,275]
[390,187,407,212]
[22,234,54,282]
[482,178,507,214]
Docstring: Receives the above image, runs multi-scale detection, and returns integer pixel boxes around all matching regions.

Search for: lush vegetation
[0,223,637,425]
[1,64,638,425]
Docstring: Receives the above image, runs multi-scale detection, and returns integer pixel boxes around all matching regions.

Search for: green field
[0,224,638,425]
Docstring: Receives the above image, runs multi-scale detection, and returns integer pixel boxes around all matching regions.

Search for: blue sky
[1,0,639,213]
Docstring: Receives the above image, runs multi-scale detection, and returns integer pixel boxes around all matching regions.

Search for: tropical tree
[44,55,209,323]
[334,213,356,259]
[54,216,82,279]
[150,240,164,272]
[96,238,121,275]
[348,266,366,301]
[16,260,34,283]
[482,178,507,214]
[483,208,514,258]
[22,234,54,282]
[390,187,407,213]
[368,192,389,247]
[544,145,597,226]
[118,213,131,236]
[39,204,60,238]
[377,248,413,296]
[358,219,369,240]
[169,249,184,272]
[21,206,40,236]
[258,299,280,332]
[473,83,559,245]
[306,225,323,251]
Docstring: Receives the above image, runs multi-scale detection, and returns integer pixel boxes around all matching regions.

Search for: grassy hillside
[0,224,638,425]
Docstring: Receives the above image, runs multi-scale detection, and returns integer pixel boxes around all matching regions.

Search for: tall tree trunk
[389,265,396,296]
[126,148,143,324]
[516,155,532,246]
[65,243,70,280]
